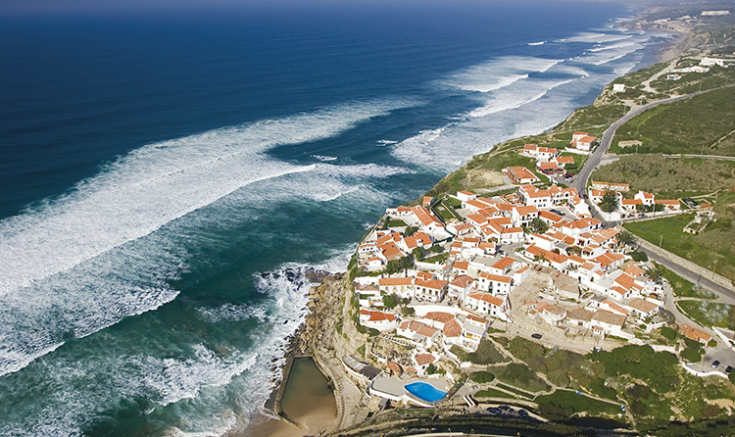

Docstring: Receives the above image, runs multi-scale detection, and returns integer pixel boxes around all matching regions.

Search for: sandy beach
[247,357,337,437]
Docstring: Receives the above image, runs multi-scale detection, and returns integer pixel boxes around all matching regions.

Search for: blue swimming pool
[404,382,447,402]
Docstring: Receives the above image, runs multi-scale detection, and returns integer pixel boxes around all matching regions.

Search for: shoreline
[246,272,345,437]
[243,11,695,437]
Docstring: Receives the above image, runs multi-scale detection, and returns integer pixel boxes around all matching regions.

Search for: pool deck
[369,374,451,407]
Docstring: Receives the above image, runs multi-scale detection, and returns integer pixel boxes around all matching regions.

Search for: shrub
[469,371,495,384]
[450,340,506,364]
[631,251,648,262]
[382,294,398,309]
[589,345,678,393]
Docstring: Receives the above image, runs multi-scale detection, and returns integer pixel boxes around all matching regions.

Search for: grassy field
[494,362,550,393]
[591,155,735,196]
[553,103,628,138]
[624,192,735,282]
[660,265,716,299]
[450,340,507,364]
[678,300,735,329]
[535,389,621,418]
[612,86,735,156]
[475,387,516,399]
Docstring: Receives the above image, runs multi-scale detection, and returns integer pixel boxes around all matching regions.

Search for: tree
[398,255,414,271]
[599,190,619,213]
[617,230,635,247]
[647,263,666,283]
[383,294,398,309]
[401,306,415,317]
[630,250,648,262]
[528,217,548,234]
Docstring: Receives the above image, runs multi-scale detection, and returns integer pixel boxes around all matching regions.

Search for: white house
[464,292,508,321]
[379,277,414,299]
[456,190,477,202]
[414,278,448,303]
[359,309,398,331]
[478,272,512,295]
[634,191,655,207]
[397,320,440,347]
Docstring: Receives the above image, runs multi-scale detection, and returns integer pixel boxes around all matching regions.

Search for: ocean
[0,1,670,435]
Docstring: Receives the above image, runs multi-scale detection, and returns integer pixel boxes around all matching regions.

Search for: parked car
[726,365,733,373]
[531,333,542,340]
[712,360,720,368]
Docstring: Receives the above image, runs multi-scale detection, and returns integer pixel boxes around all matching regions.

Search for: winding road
[568,89,735,301]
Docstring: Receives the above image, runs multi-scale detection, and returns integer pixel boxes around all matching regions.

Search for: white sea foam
[588,40,638,52]
[559,31,633,44]
[0,99,412,296]
[0,261,321,437]
[442,56,562,93]
[376,139,397,145]
[195,303,268,323]
[392,53,635,170]
[528,41,545,46]
[311,154,337,161]
[0,99,417,377]
[468,78,575,118]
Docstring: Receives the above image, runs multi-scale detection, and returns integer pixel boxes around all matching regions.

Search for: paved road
[567,88,735,301]
[570,93,699,195]
[641,243,735,301]
[663,153,735,161]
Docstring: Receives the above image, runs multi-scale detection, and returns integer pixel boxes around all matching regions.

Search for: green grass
[475,387,517,399]
[450,340,507,365]
[535,389,622,419]
[505,337,604,390]
[553,104,628,138]
[591,155,735,195]
[494,363,550,393]
[558,152,586,176]
[495,382,534,399]
[589,345,679,393]
[624,193,735,282]
[660,265,715,299]
[678,301,735,329]
[469,371,496,384]
[421,253,450,264]
[387,219,407,227]
[613,87,735,156]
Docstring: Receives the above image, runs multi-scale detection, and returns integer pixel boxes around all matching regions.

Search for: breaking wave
[442,56,562,92]
[0,99,417,378]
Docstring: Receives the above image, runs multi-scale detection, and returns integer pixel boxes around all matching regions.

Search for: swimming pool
[404,382,447,402]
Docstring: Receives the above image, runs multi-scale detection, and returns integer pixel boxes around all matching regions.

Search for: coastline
[244,11,695,437]
[245,271,346,437]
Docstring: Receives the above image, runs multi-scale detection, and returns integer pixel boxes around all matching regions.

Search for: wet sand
[248,357,337,437]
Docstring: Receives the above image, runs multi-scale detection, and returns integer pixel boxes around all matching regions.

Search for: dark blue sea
[0,1,669,435]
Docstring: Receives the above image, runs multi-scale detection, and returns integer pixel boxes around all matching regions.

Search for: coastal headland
[251,5,735,437]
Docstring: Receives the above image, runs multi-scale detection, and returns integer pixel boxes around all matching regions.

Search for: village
[338,133,728,410]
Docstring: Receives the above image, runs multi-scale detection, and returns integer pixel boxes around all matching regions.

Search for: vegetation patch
[678,300,735,329]
[592,155,735,195]
[494,363,550,393]
[613,87,735,156]
[535,389,622,419]
[660,265,715,299]
[469,371,496,384]
[624,193,735,282]
[450,340,506,365]
[475,387,516,399]
[589,345,679,393]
